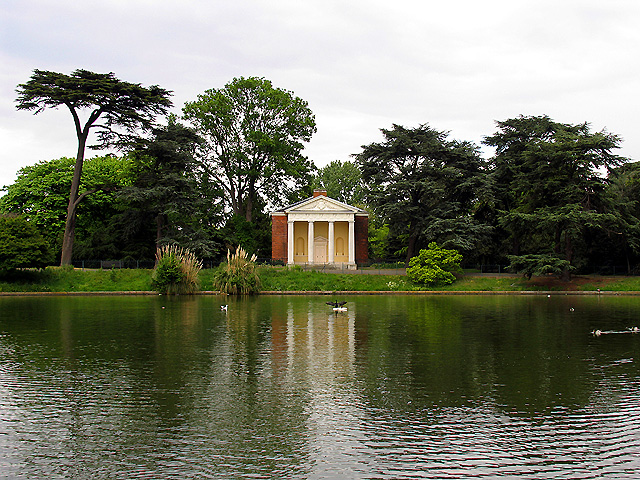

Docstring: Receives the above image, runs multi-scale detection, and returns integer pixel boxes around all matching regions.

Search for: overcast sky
[2,0,639,189]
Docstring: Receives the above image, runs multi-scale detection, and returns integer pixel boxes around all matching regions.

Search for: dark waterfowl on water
[592,327,639,336]
[326,301,347,312]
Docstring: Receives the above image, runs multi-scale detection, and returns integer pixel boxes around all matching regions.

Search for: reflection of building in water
[270,299,356,379]
[270,299,376,475]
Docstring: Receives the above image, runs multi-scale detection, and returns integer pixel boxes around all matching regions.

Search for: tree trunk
[511,234,520,256]
[562,232,573,281]
[155,213,166,250]
[245,194,253,223]
[60,136,87,266]
[405,230,418,265]
[245,181,255,223]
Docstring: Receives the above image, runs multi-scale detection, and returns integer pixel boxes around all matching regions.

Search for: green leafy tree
[1,155,134,259]
[356,124,491,263]
[0,214,53,276]
[183,76,316,224]
[406,242,463,286]
[484,115,625,279]
[15,69,172,265]
[369,221,390,260]
[311,160,364,205]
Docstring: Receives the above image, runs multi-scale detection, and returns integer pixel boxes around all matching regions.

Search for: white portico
[271,190,368,268]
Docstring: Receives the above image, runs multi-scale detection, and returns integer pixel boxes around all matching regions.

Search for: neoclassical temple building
[271,190,368,268]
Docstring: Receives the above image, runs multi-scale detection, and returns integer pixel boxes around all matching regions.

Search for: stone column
[328,221,335,264]
[348,219,355,264]
[308,221,314,264]
[287,220,294,265]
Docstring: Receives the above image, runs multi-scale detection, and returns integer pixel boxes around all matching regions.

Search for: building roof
[272,193,367,216]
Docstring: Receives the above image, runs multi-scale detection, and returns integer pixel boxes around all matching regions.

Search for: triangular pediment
[285,195,362,214]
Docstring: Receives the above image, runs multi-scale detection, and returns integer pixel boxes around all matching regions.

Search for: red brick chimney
[313,189,327,197]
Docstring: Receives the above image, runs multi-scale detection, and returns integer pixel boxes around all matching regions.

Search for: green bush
[507,254,573,279]
[406,242,463,286]
[151,245,202,294]
[0,214,52,276]
[213,246,261,294]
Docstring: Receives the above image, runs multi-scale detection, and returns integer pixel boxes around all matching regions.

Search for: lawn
[1,266,639,293]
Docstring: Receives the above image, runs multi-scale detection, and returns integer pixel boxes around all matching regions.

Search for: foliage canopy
[484,115,626,279]
[118,116,222,258]
[356,124,491,262]
[183,76,316,223]
[311,160,364,206]
[0,215,53,275]
[1,155,134,259]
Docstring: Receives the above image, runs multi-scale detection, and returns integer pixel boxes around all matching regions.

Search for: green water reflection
[1,295,639,479]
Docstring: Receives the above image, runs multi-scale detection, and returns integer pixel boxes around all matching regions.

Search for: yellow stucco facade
[292,220,350,264]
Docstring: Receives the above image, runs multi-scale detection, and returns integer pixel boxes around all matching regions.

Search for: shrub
[0,214,52,276]
[151,245,202,294]
[507,254,574,279]
[213,246,261,294]
[407,242,463,287]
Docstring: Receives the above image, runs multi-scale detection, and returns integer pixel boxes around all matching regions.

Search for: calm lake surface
[1,294,639,479]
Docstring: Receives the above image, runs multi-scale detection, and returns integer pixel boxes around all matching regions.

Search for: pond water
[1,294,639,479]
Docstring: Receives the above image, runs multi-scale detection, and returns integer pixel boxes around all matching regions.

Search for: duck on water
[326,301,347,312]
[592,327,639,336]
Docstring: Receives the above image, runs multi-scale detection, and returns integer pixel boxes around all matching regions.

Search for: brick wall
[271,214,287,262]
[355,215,369,264]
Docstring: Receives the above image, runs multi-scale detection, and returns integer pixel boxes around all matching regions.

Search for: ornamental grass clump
[213,246,261,294]
[152,245,202,294]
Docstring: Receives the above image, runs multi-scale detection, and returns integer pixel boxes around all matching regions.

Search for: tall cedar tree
[484,115,625,279]
[356,124,491,263]
[15,69,172,265]
[119,118,222,258]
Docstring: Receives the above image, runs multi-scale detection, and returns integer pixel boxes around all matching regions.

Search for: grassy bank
[0,267,154,292]
[2,266,640,293]
[257,268,640,292]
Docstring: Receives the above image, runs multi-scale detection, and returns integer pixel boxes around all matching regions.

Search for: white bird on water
[221,305,228,311]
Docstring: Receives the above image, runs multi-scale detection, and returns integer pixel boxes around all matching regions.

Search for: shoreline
[2,290,640,296]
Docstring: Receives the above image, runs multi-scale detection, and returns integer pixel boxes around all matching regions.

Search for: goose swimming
[221,305,228,311]
[326,301,347,312]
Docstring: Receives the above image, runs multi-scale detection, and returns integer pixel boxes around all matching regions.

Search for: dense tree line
[3,71,314,267]
[355,117,639,276]
[3,68,639,276]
